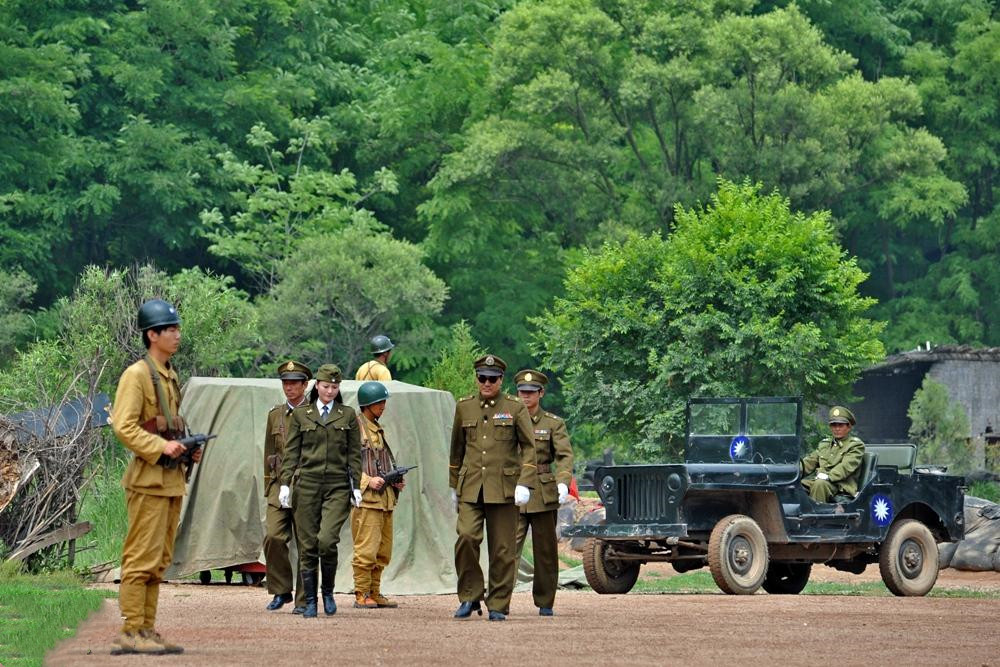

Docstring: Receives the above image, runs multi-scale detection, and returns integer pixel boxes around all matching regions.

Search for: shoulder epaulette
[507,394,521,402]
[545,412,563,421]
[270,404,284,413]
[459,395,474,402]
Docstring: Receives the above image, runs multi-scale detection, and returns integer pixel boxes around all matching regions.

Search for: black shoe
[488,610,506,621]
[302,570,318,619]
[320,561,336,616]
[266,593,293,611]
[539,607,554,616]
[454,600,482,618]
[322,593,337,616]
[291,606,306,615]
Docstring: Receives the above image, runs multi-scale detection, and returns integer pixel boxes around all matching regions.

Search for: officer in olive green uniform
[450,354,538,621]
[801,406,866,502]
[263,360,312,613]
[350,381,404,609]
[512,370,574,616]
[278,364,363,618]
[110,299,199,655]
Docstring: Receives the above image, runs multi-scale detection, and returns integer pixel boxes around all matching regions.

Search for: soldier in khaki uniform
[350,381,405,609]
[450,354,538,621]
[278,364,363,618]
[263,360,312,613]
[355,334,394,381]
[801,406,866,502]
[110,299,200,655]
[512,369,574,616]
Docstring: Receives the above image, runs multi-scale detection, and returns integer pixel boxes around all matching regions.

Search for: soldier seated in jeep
[800,406,865,503]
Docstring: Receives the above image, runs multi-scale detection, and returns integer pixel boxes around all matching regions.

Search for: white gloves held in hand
[557,483,570,504]
[816,472,830,481]
[450,488,458,512]
[514,485,530,507]
[278,485,291,508]
[352,489,363,507]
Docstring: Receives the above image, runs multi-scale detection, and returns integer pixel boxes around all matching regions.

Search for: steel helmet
[137,299,181,331]
[357,381,390,407]
[370,334,395,355]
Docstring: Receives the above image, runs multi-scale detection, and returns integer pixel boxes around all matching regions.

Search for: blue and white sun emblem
[729,435,752,461]
[871,494,894,526]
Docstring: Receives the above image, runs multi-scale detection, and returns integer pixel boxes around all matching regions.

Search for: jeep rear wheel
[879,519,939,596]
[762,562,811,595]
[582,538,640,594]
[708,514,769,595]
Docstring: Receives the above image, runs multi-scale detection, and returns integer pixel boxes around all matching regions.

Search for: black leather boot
[301,570,318,619]
[320,561,337,616]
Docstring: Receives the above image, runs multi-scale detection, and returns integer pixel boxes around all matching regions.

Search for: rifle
[381,465,417,486]
[158,433,217,481]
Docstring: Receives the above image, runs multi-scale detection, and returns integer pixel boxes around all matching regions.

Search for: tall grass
[75,456,128,570]
[968,480,1000,503]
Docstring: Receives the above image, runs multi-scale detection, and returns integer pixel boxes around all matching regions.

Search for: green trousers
[802,478,837,502]
[455,498,519,613]
[293,478,352,573]
[515,509,559,609]
[264,480,305,606]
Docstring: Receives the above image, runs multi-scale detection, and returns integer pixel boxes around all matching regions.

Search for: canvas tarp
[164,378,461,594]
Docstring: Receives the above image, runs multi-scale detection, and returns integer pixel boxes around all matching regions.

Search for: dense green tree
[421,320,485,400]
[0,269,37,364]
[908,375,973,471]
[535,181,884,461]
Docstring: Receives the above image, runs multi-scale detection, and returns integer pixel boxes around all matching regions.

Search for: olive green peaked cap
[828,406,856,426]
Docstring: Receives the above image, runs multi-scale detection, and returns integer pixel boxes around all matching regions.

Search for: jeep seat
[866,443,917,475]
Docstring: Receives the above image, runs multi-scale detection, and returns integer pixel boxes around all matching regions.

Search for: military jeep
[566,397,965,596]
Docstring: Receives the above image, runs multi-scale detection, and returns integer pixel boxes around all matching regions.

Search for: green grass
[968,480,1000,503]
[0,563,115,667]
[558,553,582,568]
[629,570,1000,598]
[75,458,129,570]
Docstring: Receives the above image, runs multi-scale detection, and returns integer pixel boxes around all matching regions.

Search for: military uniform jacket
[801,435,866,496]
[111,356,186,497]
[355,360,392,381]
[358,416,397,511]
[449,393,538,503]
[279,402,363,490]
[521,410,574,514]
[264,399,306,498]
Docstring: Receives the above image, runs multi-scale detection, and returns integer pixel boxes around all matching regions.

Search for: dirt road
[46,569,999,667]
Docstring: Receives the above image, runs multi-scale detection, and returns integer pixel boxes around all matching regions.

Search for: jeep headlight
[600,475,616,504]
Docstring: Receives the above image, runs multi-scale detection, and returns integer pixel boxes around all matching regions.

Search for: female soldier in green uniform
[278,364,362,618]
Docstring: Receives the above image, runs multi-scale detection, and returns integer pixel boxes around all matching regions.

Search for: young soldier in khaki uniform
[512,369,574,616]
[355,334,394,381]
[350,381,405,609]
[263,360,311,613]
[278,364,363,618]
[801,406,866,502]
[110,299,201,655]
[449,354,537,621]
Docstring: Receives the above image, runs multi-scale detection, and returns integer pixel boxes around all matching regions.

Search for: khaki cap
[514,369,548,391]
[315,364,343,383]
[828,406,856,426]
[473,354,506,377]
[277,360,312,381]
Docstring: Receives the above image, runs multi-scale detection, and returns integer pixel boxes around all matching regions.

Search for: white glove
[450,488,459,512]
[557,483,570,504]
[278,485,291,508]
[514,485,530,507]
[816,472,830,481]
[352,489,363,507]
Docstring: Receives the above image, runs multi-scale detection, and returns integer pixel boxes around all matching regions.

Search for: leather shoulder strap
[143,355,176,432]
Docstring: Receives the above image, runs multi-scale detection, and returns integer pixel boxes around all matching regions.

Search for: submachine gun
[158,433,217,481]
[381,464,417,486]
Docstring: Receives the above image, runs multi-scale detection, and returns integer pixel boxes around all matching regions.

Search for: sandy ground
[45,567,1000,667]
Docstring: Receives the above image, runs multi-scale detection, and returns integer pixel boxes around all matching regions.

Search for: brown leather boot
[111,630,165,655]
[353,591,377,609]
[371,593,398,608]
[140,629,184,654]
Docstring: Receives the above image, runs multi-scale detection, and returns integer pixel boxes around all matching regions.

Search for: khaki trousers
[119,491,181,633]
[455,498,519,613]
[515,509,559,608]
[263,481,305,606]
[350,507,393,594]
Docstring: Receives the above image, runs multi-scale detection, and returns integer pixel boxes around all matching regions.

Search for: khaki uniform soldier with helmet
[512,369,574,617]
[355,335,394,381]
[263,360,312,613]
[449,354,538,622]
[278,364,362,618]
[350,381,405,609]
[801,406,866,503]
[110,299,201,655]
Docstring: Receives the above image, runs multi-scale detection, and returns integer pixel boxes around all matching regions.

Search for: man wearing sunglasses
[449,354,538,621]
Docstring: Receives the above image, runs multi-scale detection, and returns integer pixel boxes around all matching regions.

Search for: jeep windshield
[686,397,801,465]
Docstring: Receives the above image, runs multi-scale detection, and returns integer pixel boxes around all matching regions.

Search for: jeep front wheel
[582,538,640,594]
[879,519,939,596]
[762,562,811,595]
[708,514,769,594]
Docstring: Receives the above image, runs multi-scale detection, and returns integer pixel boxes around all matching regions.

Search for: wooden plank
[6,521,92,562]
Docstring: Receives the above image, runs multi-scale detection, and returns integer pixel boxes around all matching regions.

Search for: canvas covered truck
[565,397,966,596]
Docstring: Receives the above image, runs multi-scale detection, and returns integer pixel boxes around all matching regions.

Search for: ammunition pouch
[267,454,282,475]
[536,463,552,474]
